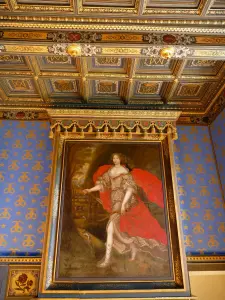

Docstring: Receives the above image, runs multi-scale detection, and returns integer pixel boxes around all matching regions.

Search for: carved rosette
[48,43,101,56]
[142,46,194,59]
[7,267,40,297]
[0,45,6,52]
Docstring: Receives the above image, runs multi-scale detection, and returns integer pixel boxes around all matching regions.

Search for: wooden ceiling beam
[200,0,215,16]
[124,58,137,104]
[165,60,187,103]
[137,0,146,15]
[79,57,89,103]
[26,56,49,103]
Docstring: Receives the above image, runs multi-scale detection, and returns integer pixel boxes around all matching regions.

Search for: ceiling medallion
[160,47,175,59]
[66,44,81,57]
[142,46,193,59]
[48,43,100,56]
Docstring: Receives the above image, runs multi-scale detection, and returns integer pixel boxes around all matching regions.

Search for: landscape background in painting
[57,142,172,280]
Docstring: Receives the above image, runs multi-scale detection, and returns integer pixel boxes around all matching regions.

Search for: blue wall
[0,120,225,257]
[174,126,225,256]
[210,109,225,196]
[0,120,52,256]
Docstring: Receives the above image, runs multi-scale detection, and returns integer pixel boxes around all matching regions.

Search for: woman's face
[113,155,121,165]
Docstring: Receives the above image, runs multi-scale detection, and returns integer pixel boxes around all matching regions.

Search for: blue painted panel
[174,126,225,256]
[0,120,52,256]
[211,109,225,196]
[0,120,224,257]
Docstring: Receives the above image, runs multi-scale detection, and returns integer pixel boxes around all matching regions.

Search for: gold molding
[0,71,34,76]
[0,106,47,111]
[0,16,224,26]
[0,257,42,263]
[143,9,199,15]
[135,74,174,80]
[38,296,197,300]
[193,49,225,57]
[47,109,181,120]
[187,256,225,262]
[77,0,140,14]
[1,22,225,35]
[102,48,141,55]
[9,0,74,12]
[5,45,48,53]
[39,72,80,78]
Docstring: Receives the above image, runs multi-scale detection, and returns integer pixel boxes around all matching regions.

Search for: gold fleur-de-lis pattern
[174,125,225,256]
[0,121,52,256]
[210,109,225,196]
[0,120,225,258]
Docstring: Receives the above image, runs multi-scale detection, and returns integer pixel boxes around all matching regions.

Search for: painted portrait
[56,141,172,280]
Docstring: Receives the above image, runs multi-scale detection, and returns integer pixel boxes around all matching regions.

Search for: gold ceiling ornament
[66,44,81,57]
[142,46,193,59]
[160,46,175,59]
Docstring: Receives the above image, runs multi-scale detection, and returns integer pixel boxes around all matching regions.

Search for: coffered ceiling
[0,54,224,109]
[0,0,225,124]
[0,0,224,18]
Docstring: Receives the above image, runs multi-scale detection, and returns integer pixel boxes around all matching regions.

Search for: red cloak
[93,165,167,245]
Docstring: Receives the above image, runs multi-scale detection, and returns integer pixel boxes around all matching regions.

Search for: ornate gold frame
[39,109,192,298]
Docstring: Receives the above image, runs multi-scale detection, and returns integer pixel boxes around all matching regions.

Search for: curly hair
[110,153,127,165]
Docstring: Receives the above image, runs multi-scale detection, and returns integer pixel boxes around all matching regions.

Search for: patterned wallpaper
[0,120,225,257]
[210,109,225,196]
[0,120,52,256]
[174,126,225,256]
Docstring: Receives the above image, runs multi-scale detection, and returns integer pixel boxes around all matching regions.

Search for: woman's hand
[83,189,91,194]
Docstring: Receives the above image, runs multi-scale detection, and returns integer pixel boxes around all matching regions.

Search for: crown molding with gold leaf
[0,16,225,26]
[47,108,181,120]
[1,21,225,35]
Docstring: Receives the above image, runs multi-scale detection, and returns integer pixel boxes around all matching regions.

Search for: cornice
[0,16,224,27]
[47,109,182,121]
[1,21,225,35]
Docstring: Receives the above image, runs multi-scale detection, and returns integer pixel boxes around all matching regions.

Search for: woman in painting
[83,153,168,268]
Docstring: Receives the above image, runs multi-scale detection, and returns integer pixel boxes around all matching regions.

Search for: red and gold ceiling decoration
[0,0,225,124]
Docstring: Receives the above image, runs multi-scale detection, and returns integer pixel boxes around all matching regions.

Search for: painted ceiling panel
[0,54,224,114]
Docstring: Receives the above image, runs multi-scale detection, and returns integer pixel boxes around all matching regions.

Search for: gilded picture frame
[39,109,191,298]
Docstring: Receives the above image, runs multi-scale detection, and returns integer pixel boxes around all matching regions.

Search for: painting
[58,142,170,279]
[40,109,190,298]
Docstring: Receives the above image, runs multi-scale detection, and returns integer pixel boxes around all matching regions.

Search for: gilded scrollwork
[47,43,101,56]
[47,31,101,43]
[143,33,195,45]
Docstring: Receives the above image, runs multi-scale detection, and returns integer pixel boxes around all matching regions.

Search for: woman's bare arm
[121,188,133,214]
[83,185,101,194]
